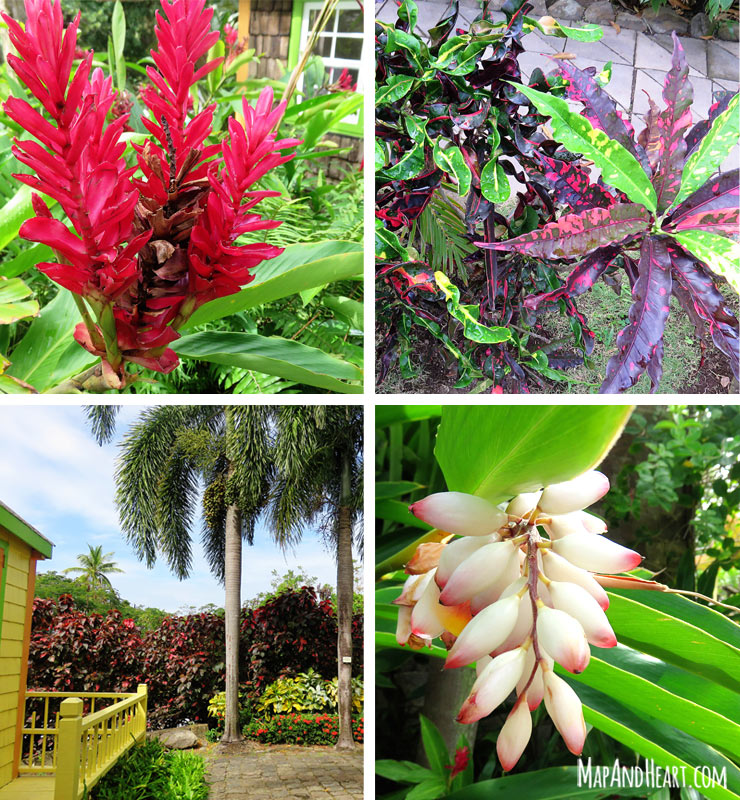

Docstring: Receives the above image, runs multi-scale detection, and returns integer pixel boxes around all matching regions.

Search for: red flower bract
[2,0,298,386]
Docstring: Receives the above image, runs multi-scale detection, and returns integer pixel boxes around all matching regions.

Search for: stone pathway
[376,0,739,169]
[202,742,364,800]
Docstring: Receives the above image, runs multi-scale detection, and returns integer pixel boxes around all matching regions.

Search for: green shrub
[243,713,364,746]
[167,751,208,800]
[255,670,364,716]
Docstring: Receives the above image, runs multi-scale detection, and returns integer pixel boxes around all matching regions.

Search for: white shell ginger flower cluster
[393,470,642,771]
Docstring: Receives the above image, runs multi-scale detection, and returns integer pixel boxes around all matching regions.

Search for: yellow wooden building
[0,503,147,800]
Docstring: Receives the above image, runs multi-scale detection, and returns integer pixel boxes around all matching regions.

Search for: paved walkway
[376,0,739,170]
[203,742,363,800]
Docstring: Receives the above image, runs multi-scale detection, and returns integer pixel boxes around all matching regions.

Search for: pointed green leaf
[376,74,417,105]
[433,142,471,196]
[674,93,739,207]
[419,715,449,776]
[376,481,426,500]
[172,331,363,393]
[480,158,510,203]
[0,277,38,324]
[383,142,425,181]
[375,139,386,170]
[398,0,418,32]
[435,271,510,344]
[510,82,657,212]
[527,16,605,42]
[111,0,126,91]
[673,229,740,294]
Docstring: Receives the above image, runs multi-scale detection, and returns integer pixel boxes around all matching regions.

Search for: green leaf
[172,331,362,393]
[377,74,417,105]
[433,141,472,196]
[183,241,362,327]
[604,592,740,693]
[0,243,54,279]
[672,230,740,294]
[419,715,449,777]
[383,142,426,181]
[527,16,605,42]
[435,272,511,344]
[398,0,418,32]
[375,139,387,170]
[375,760,436,784]
[111,0,126,91]
[510,82,657,212]
[376,221,409,262]
[376,481,426,500]
[480,158,510,203]
[446,767,649,799]
[322,295,363,331]
[674,93,739,207]
[0,185,57,252]
[435,405,632,503]
[406,778,447,800]
[6,290,95,391]
[0,277,38,324]
[376,499,431,530]
[376,406,442,427]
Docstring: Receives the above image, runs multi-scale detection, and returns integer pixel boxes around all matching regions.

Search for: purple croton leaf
[663,168,740,235]
[523,246,621,310]
[668,242,739,378]
[477,203,651,260]
[600,235,673,393]
[556,60,650,174]
[646,32,694,213]
[428,0,459,50]
[533,153,616,212]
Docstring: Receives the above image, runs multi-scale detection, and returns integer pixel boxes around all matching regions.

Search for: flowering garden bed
[244,713,364,746]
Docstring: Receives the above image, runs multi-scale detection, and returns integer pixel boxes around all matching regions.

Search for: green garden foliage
[243,713,364,746]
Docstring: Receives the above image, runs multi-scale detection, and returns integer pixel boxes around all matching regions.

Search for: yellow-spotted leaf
[480,158,510,203]
[673,229,740,294]
[433,141,472,197]
[435,271,511,344]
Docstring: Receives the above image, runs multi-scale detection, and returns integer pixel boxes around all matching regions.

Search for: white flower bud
[410,492,507,536]
[545,510,606,539]
[543,670,587,755]
[445,593,521,669]
[436,533,499,589]
[552,531,642,574]
[541,549,609,609]
[457,647,527,724]
[470,553,523,614]
[506,491,540,518]
[539,471,609,515]
[536,605,590,674]
[497,699,532,771]
[410,576,446,641]
[395,604,412,645]
[439,540,517,606]
[393,570,435,607]
[548,580,617,648]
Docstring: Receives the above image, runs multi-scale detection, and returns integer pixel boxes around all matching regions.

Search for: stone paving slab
[203,742,363,800]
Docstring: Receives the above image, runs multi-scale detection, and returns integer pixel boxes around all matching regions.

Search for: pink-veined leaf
[523,246,621,310]
[685,90,736,155]
[478,203,650,260]
[535,153,616,212]
[600,235,673,393]
[669,207,739,235]
[556,60,650,174]
[668,242,739,377]
[651,33,693,213]
[664,168,739,229]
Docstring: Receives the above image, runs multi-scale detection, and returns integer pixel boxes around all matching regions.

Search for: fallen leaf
[700,34,714,39]
[610,21,621,33]
[552,52,577,60]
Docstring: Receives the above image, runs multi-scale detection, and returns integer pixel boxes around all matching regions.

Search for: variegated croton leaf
[600,236,673,393]
[533,152,617,212]
[663,168,740,236]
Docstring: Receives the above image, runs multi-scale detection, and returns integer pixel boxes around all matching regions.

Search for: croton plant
[2,0,298,389]
[375,0,739,393]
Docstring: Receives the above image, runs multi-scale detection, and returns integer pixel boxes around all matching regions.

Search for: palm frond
[84,406,122,445]
[413,192,476,282]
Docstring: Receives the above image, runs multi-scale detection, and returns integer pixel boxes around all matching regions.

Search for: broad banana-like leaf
[673,229,740,294]
[651,33,693,213]
[523,246,621,310]
[600,235,673,393]
[673,92,739,208]
[509,82,657,212]
[481,203,650,260]
[557,60,649,173]
[0,276,38,324]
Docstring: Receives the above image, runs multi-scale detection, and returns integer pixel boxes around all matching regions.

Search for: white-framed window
[298,0,364,128]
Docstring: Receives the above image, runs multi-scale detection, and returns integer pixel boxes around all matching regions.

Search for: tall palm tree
[85,405,272,742]
[63,544,123,593]
[271,405,363,749]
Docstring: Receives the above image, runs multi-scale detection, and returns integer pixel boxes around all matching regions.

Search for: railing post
[137,684,148,738]
[54,698,82,800]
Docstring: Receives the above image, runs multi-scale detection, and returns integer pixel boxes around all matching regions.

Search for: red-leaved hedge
[28,587,363,729]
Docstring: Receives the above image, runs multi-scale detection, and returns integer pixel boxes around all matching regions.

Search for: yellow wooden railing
[19,685,148,800]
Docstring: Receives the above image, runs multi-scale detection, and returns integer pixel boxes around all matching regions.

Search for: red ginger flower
[2,0,298,387]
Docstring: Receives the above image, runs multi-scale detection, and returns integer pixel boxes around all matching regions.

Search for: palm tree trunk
[222,491,243,743]
[335,451,355,750]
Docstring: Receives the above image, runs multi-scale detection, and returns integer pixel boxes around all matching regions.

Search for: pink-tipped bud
[506,492,540,518]
[457,647,527,724]
[545,510,606,539]
[445,594,521,669]
[543,670,587,755]
[436,534,498,589]
[409,492,507,537]
[395,605,412,645]
[527,660,548,710]
[439,540,517,606]
[539,471,609,515]
[536,606,590,674]
[410,576,446,641]
[552,532,642,574]
[470,552,523,614]
[541,550,609,610]
[548,581,617,648]
[497,698,532,771]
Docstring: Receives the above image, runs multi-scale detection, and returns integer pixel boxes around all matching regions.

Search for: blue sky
[0,405,341,612]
